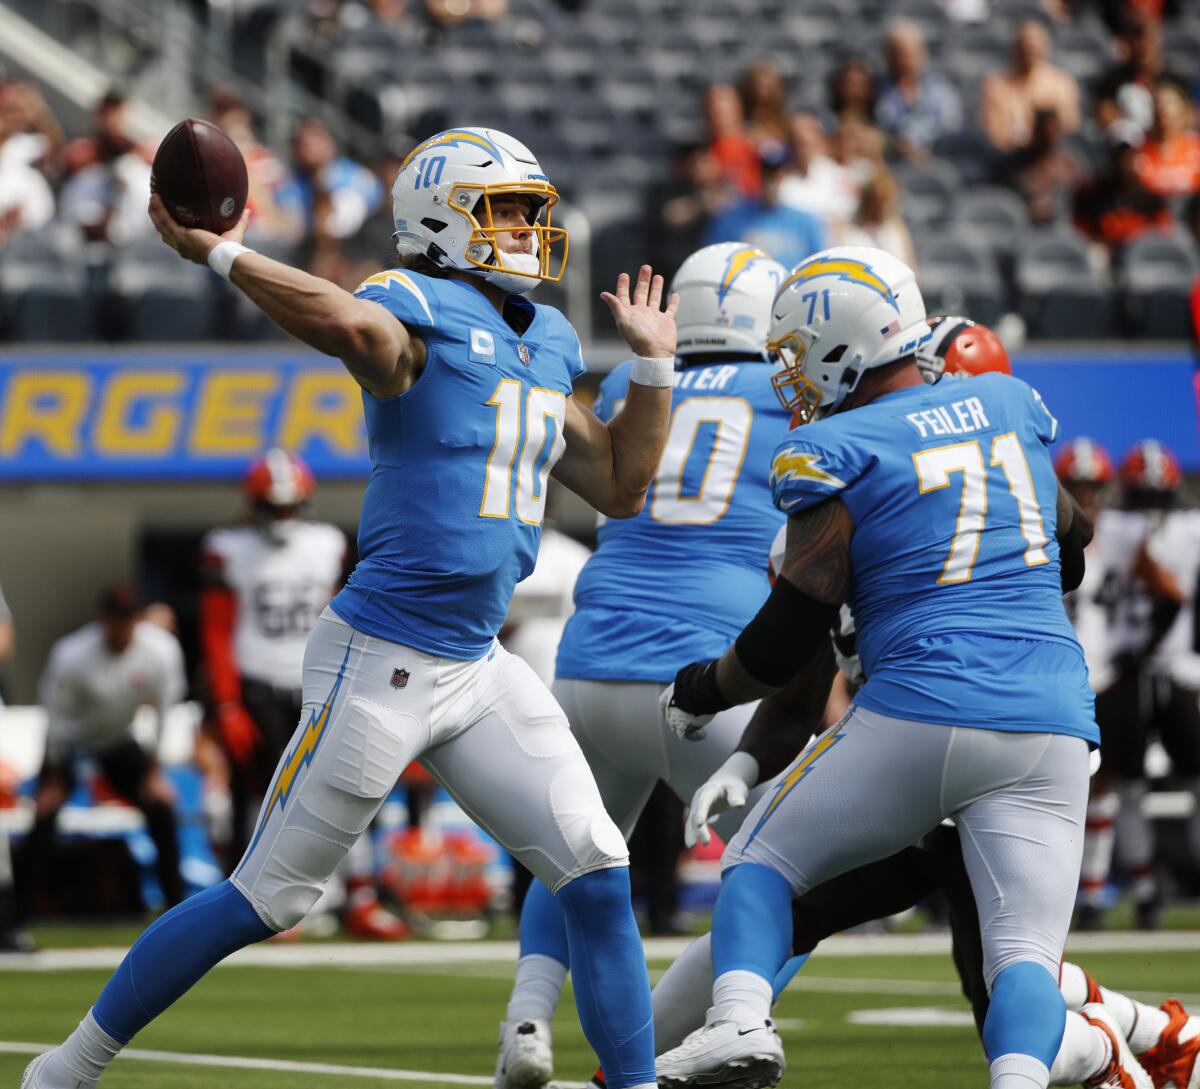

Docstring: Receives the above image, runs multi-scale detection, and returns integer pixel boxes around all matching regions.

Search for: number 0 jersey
[771,372,1096,743]
[331,270,584,659]
[556,358,791,683]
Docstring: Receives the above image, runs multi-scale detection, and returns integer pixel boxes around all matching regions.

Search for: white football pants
[724,705,1090,987]
[234,609,627,931]
[552,679,765,842]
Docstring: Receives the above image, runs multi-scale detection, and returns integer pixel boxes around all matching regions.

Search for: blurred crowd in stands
[2,0,1200,339]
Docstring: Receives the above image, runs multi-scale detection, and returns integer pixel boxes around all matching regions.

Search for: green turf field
[3,941,1199,1088]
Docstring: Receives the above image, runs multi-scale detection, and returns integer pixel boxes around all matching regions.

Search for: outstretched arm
[148,195,422,399]
[553,265,679,518]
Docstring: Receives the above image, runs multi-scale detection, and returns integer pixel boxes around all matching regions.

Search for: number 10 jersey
[332,269,585,660]
[770,372,1097,743]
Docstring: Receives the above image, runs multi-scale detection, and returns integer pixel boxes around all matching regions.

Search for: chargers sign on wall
[0,352,371,479]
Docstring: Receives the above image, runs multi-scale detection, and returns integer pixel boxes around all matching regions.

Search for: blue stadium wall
[0,347,1197,477]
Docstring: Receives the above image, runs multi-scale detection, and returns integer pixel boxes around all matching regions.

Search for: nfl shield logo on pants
[390,668,410,689]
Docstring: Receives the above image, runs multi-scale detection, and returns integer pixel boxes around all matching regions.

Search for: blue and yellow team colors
[556,354,792,684]
[771,371,1097,743]
[330,269,585,660]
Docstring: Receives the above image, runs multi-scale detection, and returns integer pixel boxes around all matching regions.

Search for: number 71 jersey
[771,371,1097,743]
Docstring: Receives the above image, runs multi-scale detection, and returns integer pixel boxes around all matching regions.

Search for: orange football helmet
[1118,439,1182,493]
[243,448,316,510]
[916,316,1012,381]
[1055,438,1115,485]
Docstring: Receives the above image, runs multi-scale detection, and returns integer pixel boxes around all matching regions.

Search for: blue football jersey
[556,358,791,683]
[330,270,585,659]
[770,372,1097,743]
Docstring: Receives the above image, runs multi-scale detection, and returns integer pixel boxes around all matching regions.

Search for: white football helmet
[768,246,930,424]
[391,127,567,295]
[671,243,787,359]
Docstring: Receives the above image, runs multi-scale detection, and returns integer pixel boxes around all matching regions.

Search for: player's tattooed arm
[735,638,837,782]
[1055,480,1093,547]
[553,266,678,518]
[148,194,424,398]
[713,499,854,705]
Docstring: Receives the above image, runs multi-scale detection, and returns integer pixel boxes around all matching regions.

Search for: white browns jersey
[1145,508,1200,687]
[39,620,186,757]
[203,522,346,690]
[1094,509,1153,659]
[1064,534,1115,694]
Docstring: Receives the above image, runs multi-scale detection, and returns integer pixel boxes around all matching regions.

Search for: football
[151,117,248,233]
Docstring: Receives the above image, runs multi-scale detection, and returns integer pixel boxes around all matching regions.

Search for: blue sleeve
[353,269,440,337]
[1016,378,1060,446]
[769,429,862,514]
[594,362,634,423]
[563,318,587,384]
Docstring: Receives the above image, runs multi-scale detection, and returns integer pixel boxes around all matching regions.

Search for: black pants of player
[223,677,302,872]
[1100,667,1200,780]
[18,738,184,920]
[789,823,990,1033]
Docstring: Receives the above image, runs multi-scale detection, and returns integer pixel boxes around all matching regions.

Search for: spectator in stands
[828,57,878,130]
[836,166,917,270]
[778,113,858,235]
[0,87,54,244]
[1134,81,1200,199]
[345,143,411,288]
[833,115,888,187]
[425,0,507,27]
[1074,119,1173,252]
[1095,13,1188,131]
[17,586,187,925]
[996,106,1084,225]
[0,78,63,176]
[875,19,964,160]
[209,86,297,247]
[738,58,791,152]
[979,20,1081,152]
[57,89,153,246]
[703,143,827,268]
[652,143,730,279]
[276,117,385,281]
[702,83,761,199]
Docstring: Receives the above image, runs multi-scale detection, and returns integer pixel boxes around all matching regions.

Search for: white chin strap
[482,250,541,295]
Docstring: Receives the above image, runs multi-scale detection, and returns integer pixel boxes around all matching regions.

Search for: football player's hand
[684,752,759,847]
[149,193,250,265]
[216,702,261,766]
[660,682,714,742]
[601,264,680,359]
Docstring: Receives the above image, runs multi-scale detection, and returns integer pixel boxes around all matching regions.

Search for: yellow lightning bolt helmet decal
[771,448,847,491]
[718,246,773,303]
[401,129,506,171]
[780,257,899,312]
[745,730,846,845]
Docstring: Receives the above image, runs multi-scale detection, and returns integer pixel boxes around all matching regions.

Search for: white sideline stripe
[0,1042,493,1085]
[4,930,1200,972]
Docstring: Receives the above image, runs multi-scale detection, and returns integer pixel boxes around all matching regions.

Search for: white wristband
[630,355,676,388]
[207,241,252,280]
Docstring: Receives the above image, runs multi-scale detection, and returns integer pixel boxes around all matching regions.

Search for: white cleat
[494,1019,554,1089]
[20,1050,82,1089]
[656,1015,785,1089]
[1082,1003,1154,1089]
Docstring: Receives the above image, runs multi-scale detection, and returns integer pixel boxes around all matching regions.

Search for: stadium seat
[944,23,1012,79]
[1052,23,1113,84]
[894,160,959,228]
[1118,231,1200,340]
[109,242,215,342]
[932,131,1000,187]
[916,237,1007,326]
[0,230,91,341]
[1163,27,1200,81]
[1015,229,1116,339]
[951,187,1031,257]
